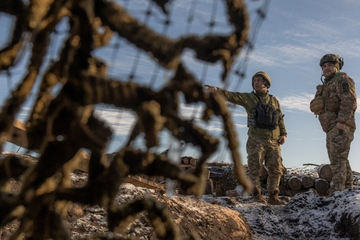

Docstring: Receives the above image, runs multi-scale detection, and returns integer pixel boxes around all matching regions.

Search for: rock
[226,189,238,197]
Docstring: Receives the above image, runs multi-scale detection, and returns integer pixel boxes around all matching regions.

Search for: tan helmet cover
[252,71,271,88]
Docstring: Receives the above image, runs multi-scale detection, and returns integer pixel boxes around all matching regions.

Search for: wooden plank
[123,175,165,191]
[78,151,165,191]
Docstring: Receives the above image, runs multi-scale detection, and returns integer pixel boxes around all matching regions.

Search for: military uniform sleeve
[337,74,357,124]
[219,90,245,104]
[273,97,287,137]
[278,113,287,137]
[218,89,254,109]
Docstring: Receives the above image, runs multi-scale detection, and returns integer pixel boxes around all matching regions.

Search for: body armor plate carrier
[248,93,282,130]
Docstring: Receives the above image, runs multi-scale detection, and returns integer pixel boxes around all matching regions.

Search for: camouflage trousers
[246,137,284,195]
[326,125,354,191]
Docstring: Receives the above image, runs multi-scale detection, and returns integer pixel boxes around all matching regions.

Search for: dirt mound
[2,155,360,239]
[1,171,253,239]
[66,182,253,239]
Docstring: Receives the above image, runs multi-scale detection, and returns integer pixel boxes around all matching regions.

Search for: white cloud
[278,93,314,113]
[278,94,360,113]
[250,45,317,67]
[246,1,360,70]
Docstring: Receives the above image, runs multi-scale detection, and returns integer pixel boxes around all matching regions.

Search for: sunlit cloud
[278,94,360,113]
[278,93,313,113]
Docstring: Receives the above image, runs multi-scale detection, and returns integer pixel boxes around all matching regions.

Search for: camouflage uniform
[219,90,287,198]
[317,72,357,191]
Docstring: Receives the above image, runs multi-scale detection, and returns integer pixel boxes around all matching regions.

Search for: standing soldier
[206,71,287,205]
[310,54,357,195]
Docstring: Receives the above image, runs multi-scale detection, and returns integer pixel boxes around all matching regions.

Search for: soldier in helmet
[310,54,357,196]
[205,71,287,205]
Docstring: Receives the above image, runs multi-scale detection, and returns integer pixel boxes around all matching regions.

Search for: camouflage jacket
[317,72,357,132]
[219,90,287,140]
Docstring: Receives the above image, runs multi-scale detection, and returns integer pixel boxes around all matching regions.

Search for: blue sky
[1,0,360,171]
[242,0,360,171]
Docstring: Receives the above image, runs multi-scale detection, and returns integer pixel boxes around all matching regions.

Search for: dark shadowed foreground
[2,159,360,240]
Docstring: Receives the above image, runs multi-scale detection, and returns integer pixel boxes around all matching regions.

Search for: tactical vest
[248,93,281,130]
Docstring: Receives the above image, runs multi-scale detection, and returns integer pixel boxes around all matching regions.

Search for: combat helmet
[319,54,344,70]
[252,71,271,88]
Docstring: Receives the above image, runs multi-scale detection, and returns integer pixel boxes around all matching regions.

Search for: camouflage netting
[0,0,261,238]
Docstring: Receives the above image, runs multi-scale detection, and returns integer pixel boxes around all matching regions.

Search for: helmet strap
[320,72,324,83]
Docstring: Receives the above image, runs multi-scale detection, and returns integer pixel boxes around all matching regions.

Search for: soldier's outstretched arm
[204,84,219,91]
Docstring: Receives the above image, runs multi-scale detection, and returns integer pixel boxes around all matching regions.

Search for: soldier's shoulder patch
[342,82,350,93]
[336,72,347,77]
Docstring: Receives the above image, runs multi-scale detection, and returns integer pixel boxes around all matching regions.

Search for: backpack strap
[252,92,272,105]
[252,92,261,102]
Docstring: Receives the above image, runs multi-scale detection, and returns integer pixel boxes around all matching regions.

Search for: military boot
[345,183,353,189]
[325,186,338,197]
[267,191,285,205]
[253,188,267,204]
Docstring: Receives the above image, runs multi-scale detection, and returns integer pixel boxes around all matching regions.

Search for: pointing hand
[204,85,218,91]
